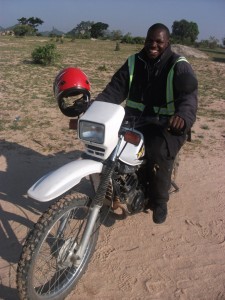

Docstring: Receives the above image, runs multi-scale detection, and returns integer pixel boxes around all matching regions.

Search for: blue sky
[1,0,225,42]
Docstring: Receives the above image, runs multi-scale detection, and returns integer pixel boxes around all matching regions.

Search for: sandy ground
[1,46,225,299]
[1,106,225,300]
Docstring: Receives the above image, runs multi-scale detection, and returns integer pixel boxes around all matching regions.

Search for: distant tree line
[12,17,223,49]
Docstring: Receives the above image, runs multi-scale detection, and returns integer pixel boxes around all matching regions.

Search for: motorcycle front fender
[27,159,103,202]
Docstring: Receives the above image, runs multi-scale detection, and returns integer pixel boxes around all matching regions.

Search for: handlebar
[122,115,185,136]
[135,116,169,128]
[123,115,169,129]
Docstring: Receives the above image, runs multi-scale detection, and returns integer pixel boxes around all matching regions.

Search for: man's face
[144,28,169,60]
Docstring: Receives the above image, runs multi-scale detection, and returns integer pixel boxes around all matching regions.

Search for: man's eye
[146,40,163,45]
[156,40,164,44]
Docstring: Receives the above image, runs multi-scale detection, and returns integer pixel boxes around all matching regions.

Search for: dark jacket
[96,45,197,128]
[95,45,198,157]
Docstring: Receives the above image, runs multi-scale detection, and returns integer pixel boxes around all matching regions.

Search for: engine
[113,166,146,213]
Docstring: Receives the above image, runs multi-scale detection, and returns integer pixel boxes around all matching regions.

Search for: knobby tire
[17,192,100,300]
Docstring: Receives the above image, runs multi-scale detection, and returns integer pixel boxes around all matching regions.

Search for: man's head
[144,23,170,60]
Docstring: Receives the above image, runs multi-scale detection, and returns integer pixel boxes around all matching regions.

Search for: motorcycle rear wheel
[17,192,100,300]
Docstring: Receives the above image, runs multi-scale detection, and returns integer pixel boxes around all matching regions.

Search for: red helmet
[54,67,91,117]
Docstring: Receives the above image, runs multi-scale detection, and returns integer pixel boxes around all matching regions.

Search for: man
[95,23,198,224]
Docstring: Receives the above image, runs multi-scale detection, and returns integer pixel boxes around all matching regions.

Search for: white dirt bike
[16,100,179,300]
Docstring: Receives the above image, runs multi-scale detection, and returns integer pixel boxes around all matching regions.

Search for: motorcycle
[16,100,179,300]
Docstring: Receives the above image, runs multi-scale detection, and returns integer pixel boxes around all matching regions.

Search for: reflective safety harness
[126,55,189,115]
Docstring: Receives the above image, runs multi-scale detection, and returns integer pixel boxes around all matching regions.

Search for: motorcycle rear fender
[27,159,103,202]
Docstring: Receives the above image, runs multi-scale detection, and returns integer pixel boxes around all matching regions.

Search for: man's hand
[169,115,185,130]
[168,115,185,135]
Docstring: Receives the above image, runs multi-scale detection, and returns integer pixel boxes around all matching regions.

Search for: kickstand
[170,180,179,194]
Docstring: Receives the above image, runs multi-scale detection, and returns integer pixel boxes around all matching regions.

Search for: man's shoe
[153,203,167,224]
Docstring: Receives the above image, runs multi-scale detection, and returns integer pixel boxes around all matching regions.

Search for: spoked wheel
[17,192,100,300]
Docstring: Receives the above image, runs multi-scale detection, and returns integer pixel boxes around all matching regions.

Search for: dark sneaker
[153,203,167,224]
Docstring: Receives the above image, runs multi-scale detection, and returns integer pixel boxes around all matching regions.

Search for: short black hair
[147,23,170,38]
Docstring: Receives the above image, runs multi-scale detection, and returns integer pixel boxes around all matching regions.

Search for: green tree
[108,30,123,40]
[121,32,133,44]
[208,36,219,49]
[17,17,27,25]
[27,17,44,30]
[16,17,44,36]
[68,21,94,38]
[90,22,109,38]
[172,19,199,44]
[14,24,35,36]
[18,17,44,30]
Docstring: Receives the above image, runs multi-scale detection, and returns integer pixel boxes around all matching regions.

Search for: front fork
[72,166,113,267]
[73,204,101,267]
[72,139,123,266]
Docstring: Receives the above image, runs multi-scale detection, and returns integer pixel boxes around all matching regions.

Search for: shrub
[114,42,121,51]
[31,43,60,65]
[14,24,35,37]
[97,64,107,71]
[121,34,145,45]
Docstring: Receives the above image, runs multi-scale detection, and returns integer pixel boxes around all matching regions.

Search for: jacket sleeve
[95,60,130,104]
[173,61,198,130]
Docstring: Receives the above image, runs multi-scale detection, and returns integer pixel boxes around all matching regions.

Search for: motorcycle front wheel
[17,192,100,300]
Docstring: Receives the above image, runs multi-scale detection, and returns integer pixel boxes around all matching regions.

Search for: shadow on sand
[0,139,86,299]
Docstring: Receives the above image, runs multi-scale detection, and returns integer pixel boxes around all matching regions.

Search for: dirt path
[0,111,225,300]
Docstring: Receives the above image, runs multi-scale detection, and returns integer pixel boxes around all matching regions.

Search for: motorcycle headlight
[79,121,105,144]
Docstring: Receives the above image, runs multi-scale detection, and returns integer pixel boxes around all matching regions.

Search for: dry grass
[0,36,225,154]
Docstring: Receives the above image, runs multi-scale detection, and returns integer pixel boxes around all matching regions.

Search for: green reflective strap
[167,56,189,102]
[127,54,145,111]
[126,99,145,111]
[154,56,189,115]
[153,106,174,115]
[128,55,135,89]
